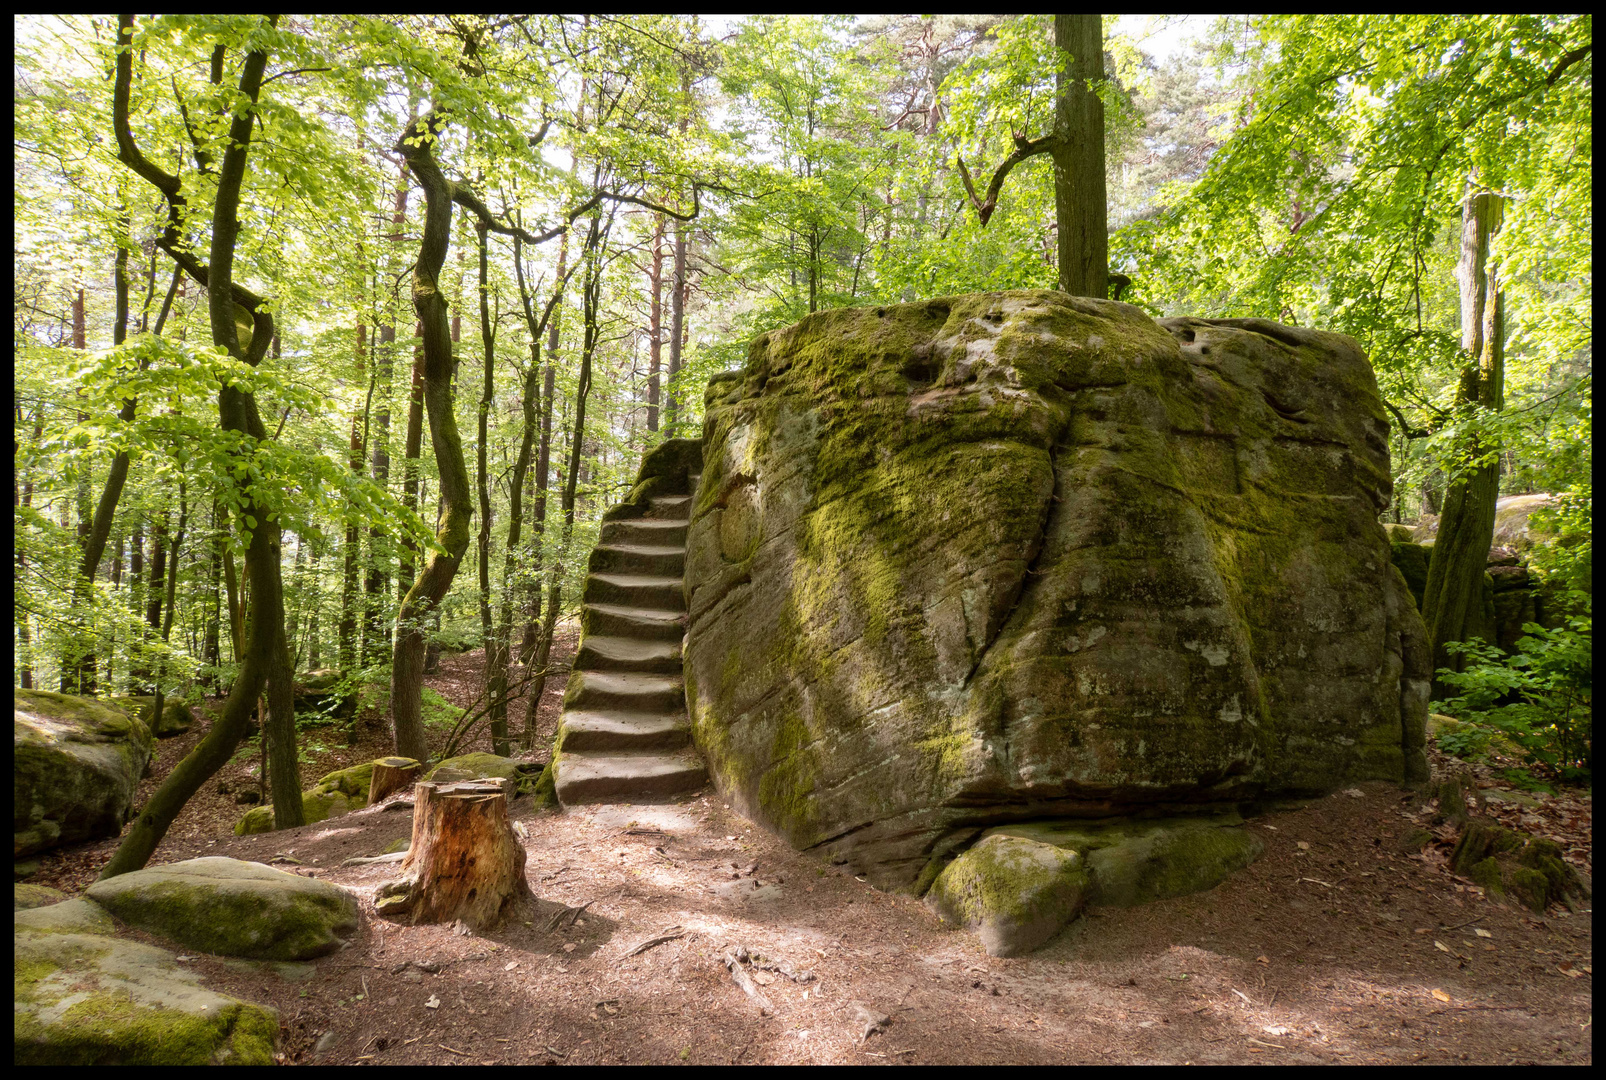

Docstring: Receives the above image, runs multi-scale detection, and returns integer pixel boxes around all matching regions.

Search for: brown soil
[24,633,1594,1065]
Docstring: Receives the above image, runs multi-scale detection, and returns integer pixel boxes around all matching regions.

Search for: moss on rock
[14,927,277,1064]
[233,789,356,835]
[683,292,1428,887]
[1450,821,1589,912]
[15,689,155,858]
[85,857,358,961]
[14,882,67,910]
[926,834,1088,957]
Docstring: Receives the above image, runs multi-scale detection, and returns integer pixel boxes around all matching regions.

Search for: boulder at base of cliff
[15,899,277,1065]
[85,856,359,961]
[14,689,155,858]
[111,695,195,739]
[925,834,1088,957]
[928,813,1262,955]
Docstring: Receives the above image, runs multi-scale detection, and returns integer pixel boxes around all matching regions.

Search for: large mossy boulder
[85,857,359,961]
[15,907,277,1064]
[684,292,1430,887]
[15,690,155,858]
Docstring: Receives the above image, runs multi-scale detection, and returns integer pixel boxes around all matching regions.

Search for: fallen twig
[621,926,686,959]
[438,1044,470,1056]
[546,897,597,932]
[721,949,774,1013]
[1440,916,1486,932]
[1247,1037,1284,1050]
[1231,988,1252,1004]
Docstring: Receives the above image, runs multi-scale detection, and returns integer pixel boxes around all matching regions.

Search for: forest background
[13,15,1592,845]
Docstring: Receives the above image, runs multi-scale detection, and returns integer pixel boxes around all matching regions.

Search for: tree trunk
[100,15,288,875]
[398,332,426,593]
[475,224,509,755]
[647,215,664,432]
[1422,190,1505,694]
[373,780,531,929]
[1053,14,1109,298]
[666,216,687,435]
[389,115,476,762]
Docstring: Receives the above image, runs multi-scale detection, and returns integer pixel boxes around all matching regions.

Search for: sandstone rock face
[86,857,359,961]
[684,291,1430,887]
[15,690,155,858]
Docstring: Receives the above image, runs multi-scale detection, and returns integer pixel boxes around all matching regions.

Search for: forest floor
[26,631,1594,1065]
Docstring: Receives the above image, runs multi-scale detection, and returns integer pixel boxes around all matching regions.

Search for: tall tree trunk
[365,174,410,667]
[389,115,476,762]
[519,232,564,670]
[647,215,664,433]
[1422,190,1505,694]
[665,218,687,436]
[525,216,608,724]
[101,15,300,875]
[340,319,369,674]
[1053,14,1108,298]
[16,413,41,690]
[306,545,322,670]
[398,329,426,593]
[474,225,511,755]
[202,500,222,686]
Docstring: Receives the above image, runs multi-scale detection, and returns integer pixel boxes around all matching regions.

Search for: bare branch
[957,132,1059,227]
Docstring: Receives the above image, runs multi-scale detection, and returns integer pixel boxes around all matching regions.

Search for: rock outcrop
[683,291,1430,888]
[15,690,154,858]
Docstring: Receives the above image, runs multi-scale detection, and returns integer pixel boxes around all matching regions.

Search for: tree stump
[368,757,423,805]
[373,781,532,929]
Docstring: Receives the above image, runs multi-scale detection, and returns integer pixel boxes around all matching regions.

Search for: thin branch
[957,131,1059,227]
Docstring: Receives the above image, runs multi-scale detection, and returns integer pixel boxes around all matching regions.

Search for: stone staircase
[551,472,708,805]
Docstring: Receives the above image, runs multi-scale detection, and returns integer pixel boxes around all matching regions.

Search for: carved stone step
[582,603,685,642]
[645,494,692,520]
[601,517,688,548]
[564,670,684,713]
[588,543,685,577]
[556,710,692,753]
[575,635,682,675]
[583,573,685,612]
[554,750,708,805]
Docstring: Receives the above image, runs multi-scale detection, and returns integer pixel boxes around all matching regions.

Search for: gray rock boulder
[86,857,359,961]
[15,690,155,858]
[110,695,195,738]
[14,914,277,1065]
[684,292,1429,887]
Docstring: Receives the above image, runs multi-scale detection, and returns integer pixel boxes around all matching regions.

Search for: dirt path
[24,635,1593,1065]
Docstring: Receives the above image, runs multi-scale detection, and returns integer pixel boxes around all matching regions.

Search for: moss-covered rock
[85,857,359,961]
[987,814,1263,908]
[233,789,356,835]
[110,696,195,739]
[1389,540,1431,612]
[15,689,155,858]
[15,896,117,935]
[233,756,422,834]
[683,292,1430,886]
[1450,821,1589,913]
[426,752,542,796]
[926,834,1088,957]
[14,925,277,1064]
[15,882,67,910]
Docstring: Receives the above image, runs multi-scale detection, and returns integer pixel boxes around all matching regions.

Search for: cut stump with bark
[373,780,532,929]
[368,757,423,805]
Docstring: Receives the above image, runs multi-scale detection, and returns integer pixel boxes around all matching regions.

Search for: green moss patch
[14,928,277,1064]
[1450,821,1589,912]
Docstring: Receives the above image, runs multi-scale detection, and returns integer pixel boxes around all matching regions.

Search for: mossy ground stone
[14,926,277,1064]
[926,834,1088,957]
[85,856,359,961]
[15,689,155,858]
[15,882,67,910]
[233,789,356,835]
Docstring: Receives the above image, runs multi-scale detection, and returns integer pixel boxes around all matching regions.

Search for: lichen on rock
[683,291,1429,888]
